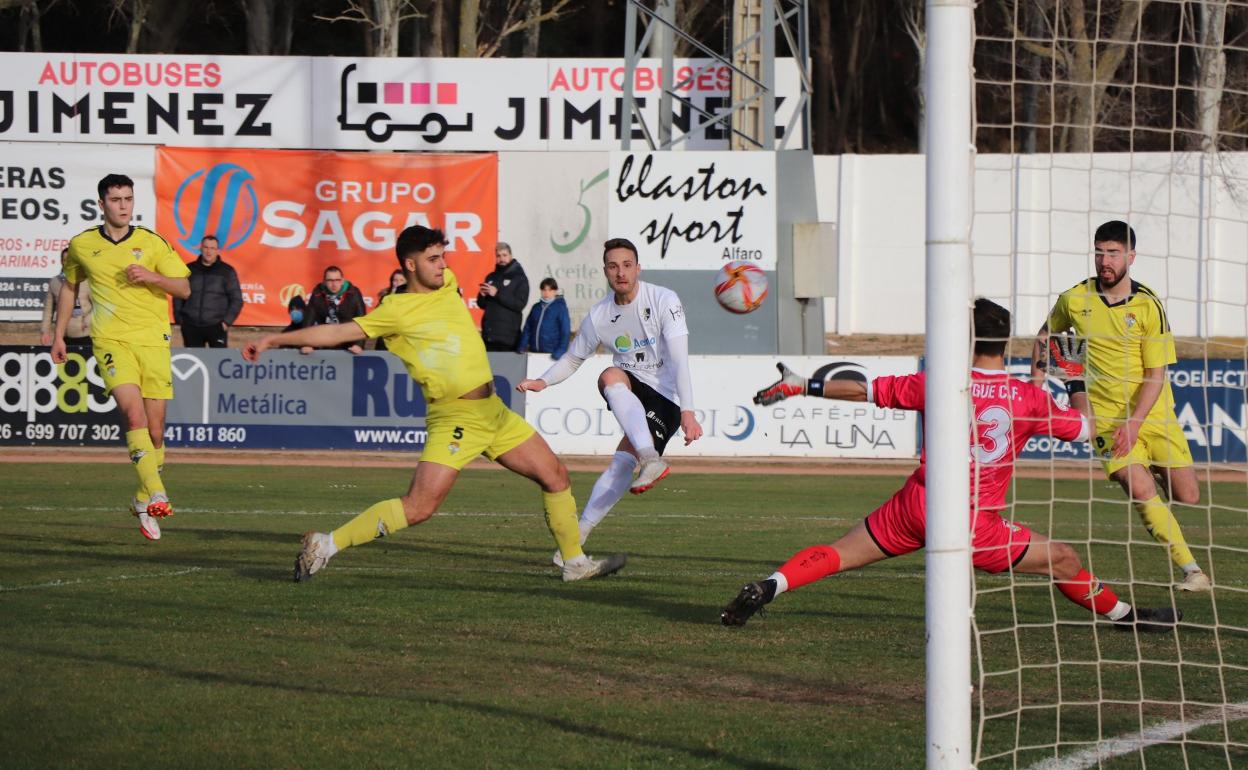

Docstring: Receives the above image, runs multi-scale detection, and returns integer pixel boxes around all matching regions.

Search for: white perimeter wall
[814,152,1248,338]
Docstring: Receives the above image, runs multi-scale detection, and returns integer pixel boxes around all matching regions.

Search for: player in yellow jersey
[50,174,191,542]
[243,225,626,583]
[1032,220,1210,592]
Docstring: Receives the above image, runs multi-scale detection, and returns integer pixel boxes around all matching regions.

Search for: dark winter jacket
[477,260,529,348]
[518,297,571,359]
[304,280,366,328]
[173,257,243,327]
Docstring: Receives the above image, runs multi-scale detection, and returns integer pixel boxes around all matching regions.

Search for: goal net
[966,2,1248,767]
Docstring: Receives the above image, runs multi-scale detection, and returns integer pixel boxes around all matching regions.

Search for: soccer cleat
[1114,606,1183,633]
[721,582,774,627]
[629,451,670,494]
[294,532,335,582]
[561,553,627,582]
[132,497,160,541]
[146,492,174,519]
[1178,570,1212,592]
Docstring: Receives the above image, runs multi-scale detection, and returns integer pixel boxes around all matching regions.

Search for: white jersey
[567,281,689,404]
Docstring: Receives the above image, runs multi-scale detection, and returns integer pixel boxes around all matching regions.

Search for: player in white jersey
[518,238,703,561]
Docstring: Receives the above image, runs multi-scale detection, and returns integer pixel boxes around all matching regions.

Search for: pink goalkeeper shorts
[863,476,1033,574]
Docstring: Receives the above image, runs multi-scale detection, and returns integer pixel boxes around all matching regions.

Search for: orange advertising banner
[155,147,498,326]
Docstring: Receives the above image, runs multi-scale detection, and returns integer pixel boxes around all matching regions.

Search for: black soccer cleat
[1114,606,1183,633]
[721,581,774,627]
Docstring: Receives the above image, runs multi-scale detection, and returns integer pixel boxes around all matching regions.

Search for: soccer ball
[714,261,768,314]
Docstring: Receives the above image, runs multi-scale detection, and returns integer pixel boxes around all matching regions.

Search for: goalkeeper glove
[753,362,824,405]
[1046,333,1088,383]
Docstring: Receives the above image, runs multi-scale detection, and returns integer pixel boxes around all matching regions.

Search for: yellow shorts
[419,394,535,471]
[1094,414,1193,476]
[92,340,174,400]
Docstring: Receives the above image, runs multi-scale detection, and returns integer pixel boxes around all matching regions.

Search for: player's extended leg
[111,384,166,540]
[294,461,458,582]
[1111,463,1208,591]
[598,368,668,493]
[137,397,172,519]
[1149,464,1210,591]
[551,438,639,567]
[495,433,627,582]
[1012,533,1181,632]
[721,521,889,627]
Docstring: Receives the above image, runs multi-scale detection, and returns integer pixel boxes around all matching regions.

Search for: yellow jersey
[354,269,493,403]
[65,225,190,346]
[1047,277,1177,424]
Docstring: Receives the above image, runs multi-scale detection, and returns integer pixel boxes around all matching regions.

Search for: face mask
[540,296,554,304]
[290,310,304,324]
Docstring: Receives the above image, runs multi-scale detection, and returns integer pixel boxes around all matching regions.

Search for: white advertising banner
[524,354,920,458]
[0,143,156,320]
[0,53,311,147]
[499,152,611,326]
[310,57,804,151]
[608,150,778,270]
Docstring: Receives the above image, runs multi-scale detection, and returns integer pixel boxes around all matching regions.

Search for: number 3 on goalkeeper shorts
[974,405,1012,463]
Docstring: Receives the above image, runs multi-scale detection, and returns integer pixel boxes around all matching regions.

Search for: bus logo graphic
[337,63,473,144]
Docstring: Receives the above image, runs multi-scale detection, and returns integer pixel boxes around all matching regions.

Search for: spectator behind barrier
[518,277,571,359]
[477,241,529,352]
[41,247,93,347]
[375,269,407,351]
[303,265,366,355]
[173,235,243,348]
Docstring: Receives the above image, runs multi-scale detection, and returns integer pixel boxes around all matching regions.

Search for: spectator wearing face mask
[517,278,570,359]
[303,265,366,354]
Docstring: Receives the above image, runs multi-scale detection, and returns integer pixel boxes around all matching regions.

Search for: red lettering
[185,62,202,87]
[204,62,222,88]
[717,66,731,90]
[98,62,120,86]
[550,69,570,91]
[166,62,182,86]
[123,61,141,86]
[79,62,97,85]
[609,67,625,91]
[635,68,654,92]
[38,61,57,85]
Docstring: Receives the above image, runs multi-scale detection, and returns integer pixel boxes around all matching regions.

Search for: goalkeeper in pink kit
[722,298,1181,633]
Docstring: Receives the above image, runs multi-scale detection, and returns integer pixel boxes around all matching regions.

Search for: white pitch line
[1023,702,1248,770]
[0,566,208,593]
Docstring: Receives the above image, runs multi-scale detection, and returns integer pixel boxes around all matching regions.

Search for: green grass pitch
[1,462,1244,769]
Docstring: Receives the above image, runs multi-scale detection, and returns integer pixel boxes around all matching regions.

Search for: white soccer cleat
[551,532,589,568]
[132,497,160,541]
[561,553,627,582]
[1178,570,1212,592]
[629,451,670,495]
[294,532,335,582]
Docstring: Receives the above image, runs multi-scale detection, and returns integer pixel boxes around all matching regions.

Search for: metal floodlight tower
[621,0,811,151]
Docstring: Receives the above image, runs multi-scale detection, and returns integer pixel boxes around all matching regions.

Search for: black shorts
[603,371,682,455]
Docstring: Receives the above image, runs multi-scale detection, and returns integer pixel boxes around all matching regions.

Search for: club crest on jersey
[131,248,143,260]
[447,441,460,455]
[1125,312,1138,328]
[643,308,651,320]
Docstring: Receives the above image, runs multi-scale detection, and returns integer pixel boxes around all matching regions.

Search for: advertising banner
[0,54,311,147]
[498,152,610,326]
[310,57,804,151]
[1009,358,1248,464]
[525,354,921,458]
[0,143,156,320]
[155,147,498,326]
[0,346,528,450]
[608,151,777,271]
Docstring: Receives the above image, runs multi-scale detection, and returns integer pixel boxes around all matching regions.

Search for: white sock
[579,451,639,537]
[767,571,789,595]
[320,532,339,557]
[1181,562,1200,574]
[1106,601,1132,621]
[603,382,656,454]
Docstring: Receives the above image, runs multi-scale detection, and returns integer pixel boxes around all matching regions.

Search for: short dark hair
[973,297,1011,357]
[540,278,558,291]
[201,235,219,246]
[603,237,639,262]
[1094,220,1136,249]
[395,225,449,268]
[323,265,344,279]
[97,173,135,201]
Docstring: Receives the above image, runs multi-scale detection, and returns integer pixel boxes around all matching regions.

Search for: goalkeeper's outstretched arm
[753,363,867,406]
[1029,322,1050,386]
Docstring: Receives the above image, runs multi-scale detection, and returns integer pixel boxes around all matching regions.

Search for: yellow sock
[154,444,165,474]
[544,488,584,561]
[125,429,164,498]
[1134,495,1197,570]
[136,445,165,502]
[331,498,409,551]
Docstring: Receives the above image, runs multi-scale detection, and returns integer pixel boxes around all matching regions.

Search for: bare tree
[522,0,541,56]
[17,0,60,52]
[458,0,479,55]
[240,0,294,55]
[318,0,424,57]
[465,0,576,57]
[899,0,925,151]
[1198,0,1229,151]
